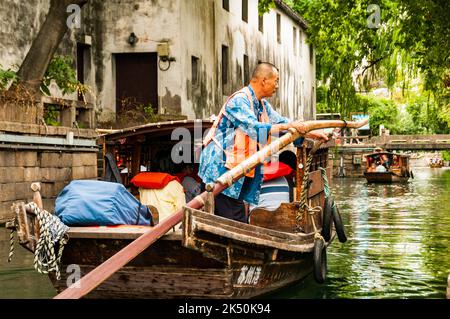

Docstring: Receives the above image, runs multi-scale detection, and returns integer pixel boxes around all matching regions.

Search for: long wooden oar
[54,119,367,299]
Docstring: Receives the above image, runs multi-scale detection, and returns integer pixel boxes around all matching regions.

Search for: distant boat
[364,150,412,183]
[429,159,444,168]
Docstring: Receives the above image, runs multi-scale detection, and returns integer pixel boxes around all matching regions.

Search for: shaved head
[251,62,279,80]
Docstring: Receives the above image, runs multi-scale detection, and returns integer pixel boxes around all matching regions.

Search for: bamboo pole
[54,119,367,299]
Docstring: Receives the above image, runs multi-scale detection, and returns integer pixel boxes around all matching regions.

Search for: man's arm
[264,101,328,141]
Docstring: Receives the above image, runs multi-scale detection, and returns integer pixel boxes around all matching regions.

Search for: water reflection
[0,229,56,298]
[272,167,450,299]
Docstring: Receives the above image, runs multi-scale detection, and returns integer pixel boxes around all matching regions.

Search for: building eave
[274,0,308,30]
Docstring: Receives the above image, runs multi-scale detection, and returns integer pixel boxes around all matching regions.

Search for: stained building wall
[0,0,50,72]
[0,0,316,123]
[180,0,315,120]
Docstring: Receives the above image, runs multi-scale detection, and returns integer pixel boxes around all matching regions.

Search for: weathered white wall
[0,0,50,71]
[0,0,86,101]
[0,0,316,123]
[83,0,183,123]
[179,0,315,120]
[179,0,216,119]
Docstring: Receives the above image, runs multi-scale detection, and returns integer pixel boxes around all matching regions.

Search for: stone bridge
[339,134,450,150]
[371,134,450,150]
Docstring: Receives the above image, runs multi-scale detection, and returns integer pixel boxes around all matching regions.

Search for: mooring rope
[7,227,15,263]
[295,135,336,239]
[319,167,331,199]
[29,203,69,280]
[296,138,327,230]
[296,150,314,229]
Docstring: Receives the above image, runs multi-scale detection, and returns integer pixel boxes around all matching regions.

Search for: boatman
[198,62,328,223]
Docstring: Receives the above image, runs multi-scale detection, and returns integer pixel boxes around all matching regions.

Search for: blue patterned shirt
[198,85,290,205]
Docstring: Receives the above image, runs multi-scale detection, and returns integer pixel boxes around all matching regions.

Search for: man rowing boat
[199,62,328,223]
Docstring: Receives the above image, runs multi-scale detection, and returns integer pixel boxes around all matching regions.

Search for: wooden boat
[364,150,412,183]
[429,159,444,168]
[7,119,361,298]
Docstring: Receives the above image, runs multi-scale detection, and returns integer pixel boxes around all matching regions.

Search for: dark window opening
[76,43,89,101]
[293,27,297,56]
[222,45,229,92]
[191,56,199,86]
[223,0,229,11]
[310,44,314,64]
[258,14,264,33]
[276,13,281,44]
[299,31,303,57]
[243,54,249,85]
[242,0,248,22]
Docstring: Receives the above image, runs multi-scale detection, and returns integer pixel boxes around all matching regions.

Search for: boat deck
[68,225,182,240]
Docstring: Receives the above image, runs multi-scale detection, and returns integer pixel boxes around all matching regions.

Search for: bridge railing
[340,136,371,145]
[371,135,450,144]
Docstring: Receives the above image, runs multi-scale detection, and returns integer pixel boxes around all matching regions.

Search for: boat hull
[49,227,316,299]
[364,172,409,183]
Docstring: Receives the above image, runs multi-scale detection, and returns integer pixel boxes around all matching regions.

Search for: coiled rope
[7,203,69,280]
[32,203,69,280]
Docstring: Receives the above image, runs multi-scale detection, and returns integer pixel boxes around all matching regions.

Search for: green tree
[259,0,449,133]
[10,0,88,95]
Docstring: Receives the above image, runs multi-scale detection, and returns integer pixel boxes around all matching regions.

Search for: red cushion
[263,162,293,182]
[130,172,180,189]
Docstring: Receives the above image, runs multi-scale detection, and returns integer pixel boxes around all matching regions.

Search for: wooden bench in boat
[68,225,182,240]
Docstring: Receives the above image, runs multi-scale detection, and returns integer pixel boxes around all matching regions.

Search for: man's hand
[291,121,308,134]
[305,130,329,141]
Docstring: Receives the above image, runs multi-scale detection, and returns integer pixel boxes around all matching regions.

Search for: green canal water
[0,167,449,299]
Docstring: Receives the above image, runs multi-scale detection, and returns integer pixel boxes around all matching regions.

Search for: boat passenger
[374,148,390,168]
[176,164,202,203]
[199,62,328,223]
[375,161,387,172]
[392,155,399,167]
[278,150,297,202]
[367,162,377,172]
[249,153,296,212]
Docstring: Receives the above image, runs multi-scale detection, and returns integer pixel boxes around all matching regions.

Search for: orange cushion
[130,172,180,189]
[263,162,293,182]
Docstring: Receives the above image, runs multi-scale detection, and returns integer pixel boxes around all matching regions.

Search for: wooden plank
[68,226,182,240]
[193,214,299,243]
[52,265,233,298]
[189,207,301,240]
[249,202,299,232]
[307,170,324,198]
[193,221,314,252]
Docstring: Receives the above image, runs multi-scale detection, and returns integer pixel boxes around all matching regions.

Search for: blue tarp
[55,180,153,226]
